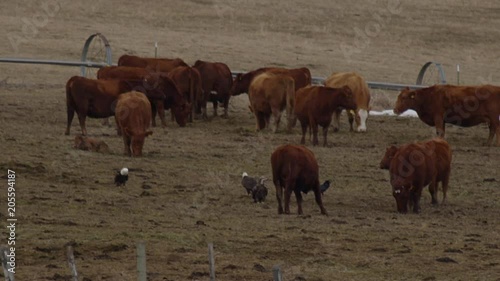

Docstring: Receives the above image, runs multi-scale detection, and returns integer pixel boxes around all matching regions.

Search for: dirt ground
[1,0,499,280]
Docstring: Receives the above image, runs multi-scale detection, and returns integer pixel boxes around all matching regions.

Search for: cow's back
[325,72,370,109]
[249,73,293,113]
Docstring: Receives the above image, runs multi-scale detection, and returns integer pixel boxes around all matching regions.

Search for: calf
[271,144,327,215]
[381,138,452,213]
[294,85,356,146]
[114,91,153,157]
[73,135,110,153]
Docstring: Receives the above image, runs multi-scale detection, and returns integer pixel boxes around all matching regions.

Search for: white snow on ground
[370,110,419,118]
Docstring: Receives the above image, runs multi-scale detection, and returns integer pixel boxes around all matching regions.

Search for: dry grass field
[1,1,500,280]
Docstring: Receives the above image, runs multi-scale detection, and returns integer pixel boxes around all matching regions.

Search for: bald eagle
[114,168,129,186]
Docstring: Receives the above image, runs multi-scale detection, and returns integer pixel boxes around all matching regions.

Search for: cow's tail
[286,79,296,131]
[65,76,78,135]
[189,68,195,122]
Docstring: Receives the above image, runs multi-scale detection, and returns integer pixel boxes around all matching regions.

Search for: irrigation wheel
[80,33,112,78]
[416,62,447,86]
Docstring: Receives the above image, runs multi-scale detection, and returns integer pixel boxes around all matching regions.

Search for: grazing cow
[66,76,162,135]
[294,85,357,146]
[96,66,191,127]
[167,66,203,122]
[231,67,311,96]
[117,54,188,73]
[394,85,500,146]
[114,91,153,157]
[73,135,110,153]
[271,144,327,215]
[381,138,452,213]
[248,72,295,133]
[324,72,371,132]
[192,60,233,118]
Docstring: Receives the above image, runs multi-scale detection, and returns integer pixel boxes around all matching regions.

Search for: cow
[96,66,191,127]
[324,72,371,132]
[73,135,110,153]
[231,67,311,96]
[394,85,500,146]
[271,144,327,215]
[117,54,188,73]
[167,66,203,122]
[114,91,153,157]
[380,138,452,213]
[248,72,295,133]
[294,85,357,146]
[192,60,233,118]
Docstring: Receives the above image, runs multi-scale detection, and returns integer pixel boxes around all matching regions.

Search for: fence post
[272,265,282,281]
[66,246,78,281]
[154,42,158,58]
[137,242,147,281]
[1,247,15,281]
[208,243,215,281]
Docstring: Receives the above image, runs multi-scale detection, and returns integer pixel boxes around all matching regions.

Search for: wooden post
[208,243,215,281]
[1,247,15,281]
[272,265,282,281]
[66,246,78,281]
[137,242,147,281]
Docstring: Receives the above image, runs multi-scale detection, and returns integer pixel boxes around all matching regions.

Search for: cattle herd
[65,54,500,213]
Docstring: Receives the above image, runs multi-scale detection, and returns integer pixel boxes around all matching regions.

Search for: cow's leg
[65,106,75,135]
[122,135,131,156]
[442,171,451,205]
[294,190,303,215]
[322,125,329,147]
[151,104,157,127]
[275,184,284,214]
[412,186,423,214]
[212,100,218,117]
[77,112,87,136]
[300,121,307,145]
[156,101,167,128]
[284,186,293,215]
[264,113,271,130]
[222,95,230,118]
[434,116,445,138]
[255,111,265,131]
[486,121,499,146]
[272,108,282,133]
[429,180,438,205]
[313,188,327,215]
[311,122,319,146]
[115,117,122,136]
[347,110,355,132]
[332,109,342,132]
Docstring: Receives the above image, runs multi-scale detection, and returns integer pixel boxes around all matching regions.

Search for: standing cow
[394,85,500,146]
[324,72,371,132]
[193,60,233,119]
[167,66,203,122]
[271,144,327,215]
[115,91,153,157]
[294,85,357,146]
[380,138,452,213]
[248,72,295,133]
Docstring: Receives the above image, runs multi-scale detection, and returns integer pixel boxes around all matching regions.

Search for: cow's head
[172,102,191,127]
[230,73,248,96]
[394,87,416,115]
[129,130,153,157]
[380,145,398,169]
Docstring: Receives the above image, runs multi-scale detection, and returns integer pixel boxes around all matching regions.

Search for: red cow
[381,138,452,213]
[271,144,327,215]
[394,85,500,146]
[167,66,203,122]
[294,85,357,146]
[114,91,153,157]
[193,60,233,118]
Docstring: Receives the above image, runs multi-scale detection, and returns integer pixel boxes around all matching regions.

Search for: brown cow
[73,135,110,153]
[231,67,311,96]
[117,54,188,73]
[114,91,153,157]
[96,66,191,127]
[66,76,161,135]
[167,66,203,122]
[192,60,233,118]
[394,85,500,146]
[324,72,371,132]
[294,85,357,146]
[381,138,452,213]
[271,144,327,215]
[248,72,295,133]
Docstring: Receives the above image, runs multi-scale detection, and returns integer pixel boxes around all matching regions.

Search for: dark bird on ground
[241,172,258,195]
[114,168,129,186]
[320,180,331,195]
[252,177,268,203]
